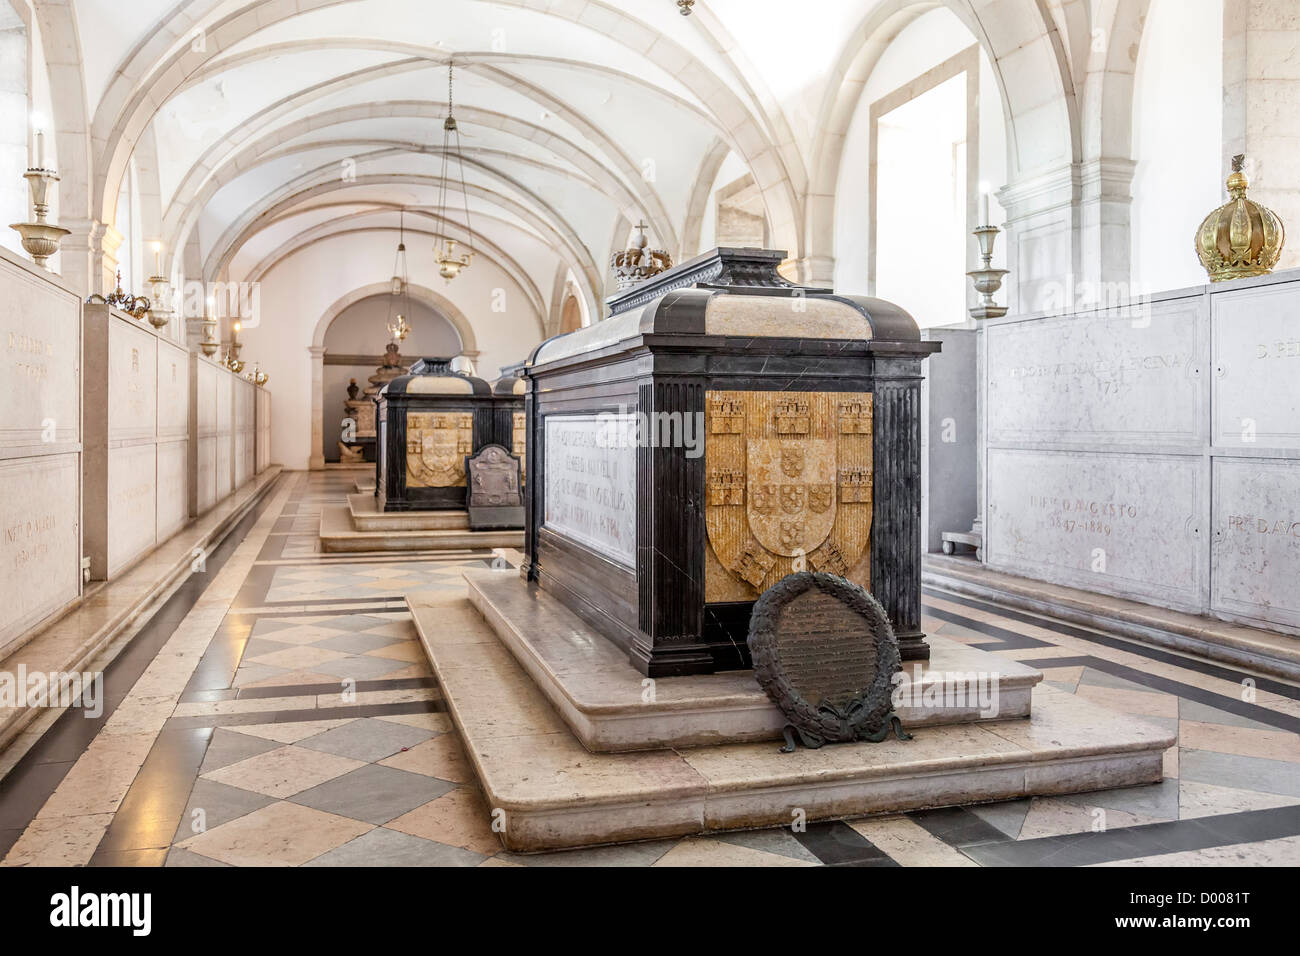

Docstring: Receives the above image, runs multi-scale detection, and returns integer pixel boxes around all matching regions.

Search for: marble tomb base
[318,493,524,553]
[407,572,1175,852]
[463,570,1041,752]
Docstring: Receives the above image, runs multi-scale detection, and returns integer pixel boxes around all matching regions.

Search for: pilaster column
[309,345,326,470]
[98,225,123,293]
[1078,157,1137,298]
[58,217,106,297]
[1223,0,1300,271]
[786,254,835,287]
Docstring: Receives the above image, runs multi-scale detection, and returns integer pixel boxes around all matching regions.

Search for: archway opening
[321,293,462,463]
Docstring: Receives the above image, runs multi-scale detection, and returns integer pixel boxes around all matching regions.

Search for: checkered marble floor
[2,470,1298,867]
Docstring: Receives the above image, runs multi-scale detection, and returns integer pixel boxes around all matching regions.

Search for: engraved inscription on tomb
[7,330,53,382]
[1028,494,1141,539]
[986,306,1200,444]
[543,414,636,567]
[773,590,879,708]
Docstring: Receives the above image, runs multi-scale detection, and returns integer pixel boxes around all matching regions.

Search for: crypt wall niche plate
[406,411,474,488]
[748,571,910,751]
[705,390,873,602]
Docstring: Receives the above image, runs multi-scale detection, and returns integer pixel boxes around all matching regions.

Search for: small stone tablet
[466,444,524,530]
[748,572,910,751]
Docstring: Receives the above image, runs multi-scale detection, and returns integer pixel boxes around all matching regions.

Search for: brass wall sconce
[10,166,70,270]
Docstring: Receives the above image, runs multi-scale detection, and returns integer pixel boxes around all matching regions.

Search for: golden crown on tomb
[1195,154,1286,282]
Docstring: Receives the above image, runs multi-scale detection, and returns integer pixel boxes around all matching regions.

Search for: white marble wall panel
[156,340,189,441]
[156,439,188,542]
[216,434,232,500]
[108,320,157,444]
[986,296,1204,447]
[216,370,233,499]
[0,249,82,647]
[1212,458,1300,629]
[0,453,81,654]
[255,388,272,473]
[196,359,219,435]
[233,379,254,488]
[0,251,80,456]
[106,442,158,577]
[196,436,217,514]
[1212,282,1300,449]
[985,448,1205,610]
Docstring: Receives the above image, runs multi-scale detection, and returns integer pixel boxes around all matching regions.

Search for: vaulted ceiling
[43,0,1127,320]
[70,0,884,312]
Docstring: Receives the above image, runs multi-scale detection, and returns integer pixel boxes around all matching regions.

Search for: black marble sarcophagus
[521,248,939,677]
[375,358,525,512]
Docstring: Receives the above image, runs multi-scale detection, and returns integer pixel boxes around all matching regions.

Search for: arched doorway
[309,282,479,469]
[320,293,462,463]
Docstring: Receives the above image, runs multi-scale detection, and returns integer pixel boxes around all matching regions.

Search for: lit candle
[30,111,47,169]
[232,320,241,343]
[151,241,162,276]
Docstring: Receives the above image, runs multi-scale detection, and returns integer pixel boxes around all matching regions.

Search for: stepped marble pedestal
[407,571,1176,852]
[462,570,1040,752]
[318,493,523,553]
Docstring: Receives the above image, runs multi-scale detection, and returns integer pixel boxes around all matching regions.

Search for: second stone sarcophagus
[522,248,939,677]
[376,359,525,512]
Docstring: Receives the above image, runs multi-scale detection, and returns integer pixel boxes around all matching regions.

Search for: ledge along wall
[0,248,83,656]
[980,266,1300,635]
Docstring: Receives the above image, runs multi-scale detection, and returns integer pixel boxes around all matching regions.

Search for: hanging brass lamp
[433,58,475,284]
[1195,155,1285,282]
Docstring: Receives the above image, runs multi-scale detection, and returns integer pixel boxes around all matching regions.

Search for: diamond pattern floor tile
[297,717,435,762]
[290,763,454,824]
[202,745,367,799]
[177,801,373,866]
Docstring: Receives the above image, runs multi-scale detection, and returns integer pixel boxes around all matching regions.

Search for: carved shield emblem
[751,484,778,515]
[780,447,805,477]
[704,391,873,601]
[421,435,461,479]
[406,411,472,487]
[747,438,835,556]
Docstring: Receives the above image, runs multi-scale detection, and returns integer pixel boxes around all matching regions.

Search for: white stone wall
[0,247,82,654]
[187,352,257,518]
[255,386,272,475]
[83,303,192,579]
[981,268,1300,634]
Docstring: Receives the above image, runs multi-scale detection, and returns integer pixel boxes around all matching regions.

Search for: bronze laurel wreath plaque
[748,572,911,751]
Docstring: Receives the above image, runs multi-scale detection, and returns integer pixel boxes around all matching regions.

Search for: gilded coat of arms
[406,412,474,487]
[705,391,873,601]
